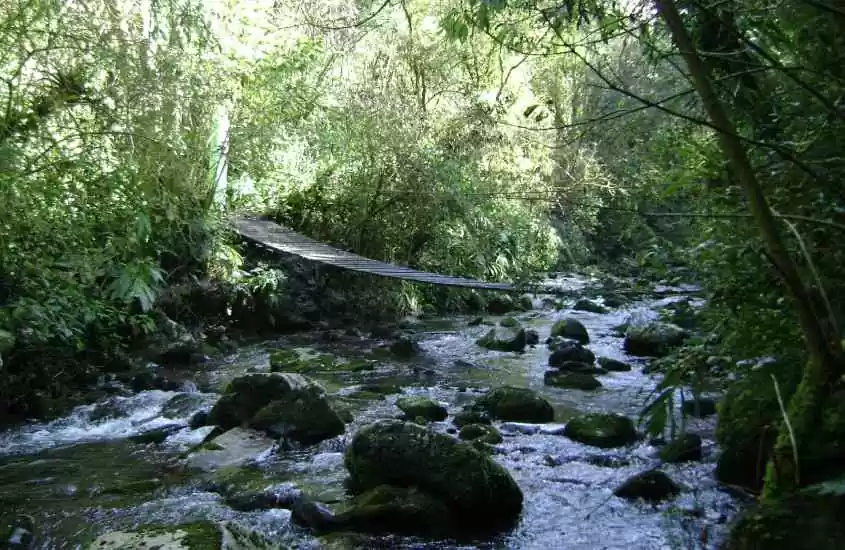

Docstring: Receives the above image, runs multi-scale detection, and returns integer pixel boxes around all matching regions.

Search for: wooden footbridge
[232,216,560,294]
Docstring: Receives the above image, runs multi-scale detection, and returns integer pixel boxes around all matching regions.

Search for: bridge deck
[232,217,524,292]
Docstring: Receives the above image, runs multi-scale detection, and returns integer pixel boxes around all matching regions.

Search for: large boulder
[476,328,527,353]
[613,470,680,503]
[544,371,602,391]
[548,341,596,367]
[395,396,447,422]
[550,318,589,344]
[459,423,503,444]
[207,373,344,445]
[564,413,638,448]
[623,322,687,357]
[344,420,523,531]
[470,386,555,423]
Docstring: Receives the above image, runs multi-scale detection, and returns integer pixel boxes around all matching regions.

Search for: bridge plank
[231,217,521,291]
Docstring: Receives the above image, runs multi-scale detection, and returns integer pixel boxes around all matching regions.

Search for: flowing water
[0,278,741,549]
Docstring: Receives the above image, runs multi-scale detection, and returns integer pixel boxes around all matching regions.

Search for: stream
[0,277,741,549]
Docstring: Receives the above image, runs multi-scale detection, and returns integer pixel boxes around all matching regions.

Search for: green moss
[564,413,638,448]
[471,386,554,423]
[715,361,801,491]
[475,328,527,352]
[543,371,602,390]
[500,316,521,328]
[395,396,447,422]
[726,493,845,550]
[458,423,503,444]
[550,317,589,344]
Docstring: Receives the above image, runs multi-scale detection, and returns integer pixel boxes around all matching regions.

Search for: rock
[395,397,447,422]
[564,413,638,448]
[84,521,270,549]
[682,397,717,418]
[207,373,344,445]
[613,470,680,503]
[344,420,523,531]
[348,383,402,401]
[550,318,589,344]
[724,492,845,550]
[459,424,503,444]
[623,322,687,357]
[476,328,527,353]
[327,485,454,537]
[486,295,517,315]
[186,428,276,471]
[518,295,534,311]
[499,422,540,435]
[161,393,210,419]
[468,316,484,326]
[390,337,420,359]
[202,466,299,511]
[548,341,596,367]
[543,371,602,390]
[597,356,632,372]
[525,329,540,346]
[555,361,607,375]
[500,316,521,328]
[453,410,491,428]
[658,433,702,463]
[573,299,609,314]
[471,386,554,423]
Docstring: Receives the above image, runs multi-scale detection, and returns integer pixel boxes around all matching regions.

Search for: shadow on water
[0,281,740,549]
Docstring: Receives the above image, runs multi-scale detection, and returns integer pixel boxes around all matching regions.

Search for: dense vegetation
[1,0,844,546]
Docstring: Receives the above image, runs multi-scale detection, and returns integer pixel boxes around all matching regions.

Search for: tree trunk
[655,0,844,496]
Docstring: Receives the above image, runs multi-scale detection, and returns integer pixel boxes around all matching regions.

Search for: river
[0,277,740,549]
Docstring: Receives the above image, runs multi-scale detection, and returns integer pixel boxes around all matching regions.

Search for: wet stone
[658,433,703,463]
[597,356,633,372]
[543,371,602,391]
[459,424,503,444]
[614,469,681,503]
[395,397,447,422]
[470,386,554,423]
[564,413,638,448]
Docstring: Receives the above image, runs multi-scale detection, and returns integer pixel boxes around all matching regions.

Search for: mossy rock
[85,521,222,549]
[543,371,602,391]
[347,383,402,401]
[525,329,540,346]
[471,386,554,423]
[453,410,491,428]
[344,420,523,531]
[129,425,183,445]
[725,493,845,550]
[658,433,702,463]
[486,295,517,315]
[208,373,344,445]
[564,413,638,448]
[500,316,521,328]
[715,362,801,492]
[476,327,527,353]
[623,322,687,357]
[346,359,376,372]
[597,357,632,372]
[458,423,503,444]
[250,395,345,445]
[573,299,609,314]
[555,361,607,375]
[518,295,534,311]
[602,295,626,308]
[395,396,447,422]
[331,485,455,537]
[613,469,680,503]
[550,318,589,344]
[468,317,484,326]
[268,349,301,372]
[548,341,596,367]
